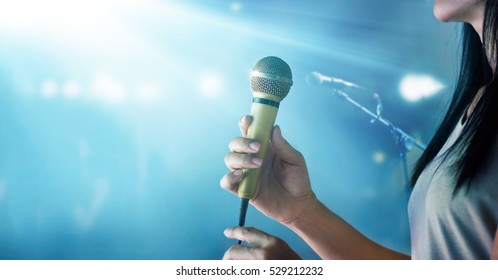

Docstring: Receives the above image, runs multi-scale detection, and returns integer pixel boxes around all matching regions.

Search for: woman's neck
[470,6,484,42]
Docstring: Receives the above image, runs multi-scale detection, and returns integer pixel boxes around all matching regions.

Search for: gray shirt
[408,119,498,259]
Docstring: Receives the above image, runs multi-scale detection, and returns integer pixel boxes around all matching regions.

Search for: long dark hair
[410,1,498,192]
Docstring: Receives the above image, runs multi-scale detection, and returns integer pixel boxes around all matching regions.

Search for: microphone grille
[250,56,293,101]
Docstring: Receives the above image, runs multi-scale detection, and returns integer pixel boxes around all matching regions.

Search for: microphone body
[238,56,293,200]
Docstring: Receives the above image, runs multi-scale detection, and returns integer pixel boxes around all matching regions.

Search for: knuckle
[224,153,231,166]
[295,152,306,164]
[228,139,238,151]
[224,153,255,170]
[295,150,304,160]
[245,226,257,232]
[240,226,256,238]
[229,137,252,152]
[245,154,257,165]
[241,227,251,236]
[224,153,238,167]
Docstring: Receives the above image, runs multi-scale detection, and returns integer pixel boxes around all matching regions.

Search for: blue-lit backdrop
[0,0,459,259]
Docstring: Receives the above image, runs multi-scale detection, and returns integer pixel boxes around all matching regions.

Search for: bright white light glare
[372,151,386,165]
[62,80,82,99]
[41,80,58,99]
[199,73,224,98]
[0,1,34,30]
[0,0,140,51]
[0,0,109,30]
[399,74,444,102]
[230,2,242,12]
[92,73,126,104]
[135,83,161,105]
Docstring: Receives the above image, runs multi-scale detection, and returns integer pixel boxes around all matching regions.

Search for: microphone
[237,56,293,236]
[306,71,362,89]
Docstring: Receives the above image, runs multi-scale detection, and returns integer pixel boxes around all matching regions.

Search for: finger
[223,245,260,260]
[229,137,260,153]
[224,227,272,247]
[239,115,253,137]
[220,170,243,194]
[224,152,262,170]
[270,125,304,165]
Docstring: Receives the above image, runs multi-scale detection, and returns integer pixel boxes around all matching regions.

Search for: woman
[220,0,498,259]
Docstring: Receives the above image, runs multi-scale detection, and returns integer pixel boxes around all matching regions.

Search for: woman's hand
[220,115,317,224]
[223,226,301,260]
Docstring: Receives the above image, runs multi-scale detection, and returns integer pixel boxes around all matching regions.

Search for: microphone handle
[237,93,280,199]
[236,93,280,240]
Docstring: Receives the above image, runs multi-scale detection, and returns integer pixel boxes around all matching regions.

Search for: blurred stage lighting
[399,74,444,102]
[41,80,58,99]
[135,83,162,105]
[62,80,82,99]
[199,72,224,98]
[91,73,127,105]
[372,151,386,165]
[230,2,242,12]
[0,1,34,30]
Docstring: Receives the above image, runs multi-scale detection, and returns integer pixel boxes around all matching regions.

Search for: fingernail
[233,170,243,177]
[224,228,230,235]
[251,157,262,166]
[249,141,260,151]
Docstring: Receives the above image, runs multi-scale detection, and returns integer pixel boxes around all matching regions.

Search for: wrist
[281,192,322,229]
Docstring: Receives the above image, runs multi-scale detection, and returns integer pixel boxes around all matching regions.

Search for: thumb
[270,125,303,165]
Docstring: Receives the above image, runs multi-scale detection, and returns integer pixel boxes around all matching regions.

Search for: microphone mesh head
[250,56,293,101]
